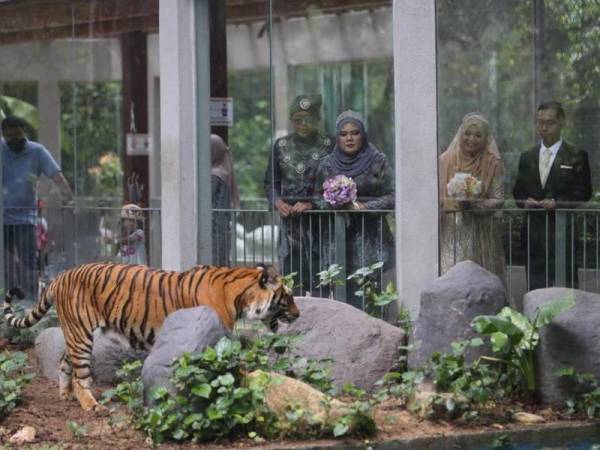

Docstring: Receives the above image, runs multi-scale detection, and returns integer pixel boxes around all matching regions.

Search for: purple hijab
[329,110,378,178]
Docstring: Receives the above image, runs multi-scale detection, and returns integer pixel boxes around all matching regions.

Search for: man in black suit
[513,101,592,290]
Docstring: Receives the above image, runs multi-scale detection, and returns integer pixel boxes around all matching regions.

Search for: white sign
[126,133,152,156]
[210,97,234,126]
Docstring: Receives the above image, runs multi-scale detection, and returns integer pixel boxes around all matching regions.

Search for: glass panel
[1,1,160,299]
[437,0,599,306]
[210,1,272,268]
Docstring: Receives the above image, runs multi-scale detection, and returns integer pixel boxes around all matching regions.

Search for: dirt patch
[0,347,594,450]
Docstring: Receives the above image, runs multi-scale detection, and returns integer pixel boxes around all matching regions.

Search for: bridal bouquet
[447,172,482,200]
[323,174,357,207]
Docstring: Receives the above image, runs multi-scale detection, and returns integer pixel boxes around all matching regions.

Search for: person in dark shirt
[264,94,333,294]
[513,101,592,290]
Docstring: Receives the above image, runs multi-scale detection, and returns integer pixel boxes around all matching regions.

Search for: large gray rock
[523,288,600,405]
[141,306,231,401]
[35,327,147,384]
[408,261,506,369]
[278,297,405,391]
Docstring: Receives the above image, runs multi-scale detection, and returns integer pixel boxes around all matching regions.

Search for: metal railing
[216,208,396,310]
[442,208,600,309]
[2,205,161,301]
[12,203,600,313]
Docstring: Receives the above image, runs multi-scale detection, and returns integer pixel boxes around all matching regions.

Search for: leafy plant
[555,366,600,418]
[108,334,371,444]
[66,420,87,438]
[472,292,576,394]
[281,272,298,291]
[0,351,33,419]
[316,264,344,299]
[347,261,397,318]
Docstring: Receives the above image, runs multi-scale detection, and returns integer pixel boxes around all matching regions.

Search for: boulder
[408,261,506,369]
[523,288,600,405]
[278,297,405,391]
[34,327,147,384]
[246,370,350,424]
[141,306,231,401]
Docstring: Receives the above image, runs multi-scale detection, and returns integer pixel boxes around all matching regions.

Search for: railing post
[334,212,347,302]
[555,210,567,286]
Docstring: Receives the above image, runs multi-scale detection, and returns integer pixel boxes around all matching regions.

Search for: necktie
[540,147,553,187]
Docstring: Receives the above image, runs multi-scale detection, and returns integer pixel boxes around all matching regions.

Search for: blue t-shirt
[2,138,60,225]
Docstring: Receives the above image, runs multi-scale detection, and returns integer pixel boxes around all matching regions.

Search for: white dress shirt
[539,138,562,187]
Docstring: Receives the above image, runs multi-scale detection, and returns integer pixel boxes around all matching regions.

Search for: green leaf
[191,384,212,399]
[333,422,349,437]
[490,331,509,353]
[471,315,524,347]
[217,373,235,386]
[554,366,575,377]
[534,292,576,328]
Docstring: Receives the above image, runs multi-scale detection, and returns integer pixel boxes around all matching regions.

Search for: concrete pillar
[393,0,438,316]
[159,0,199,271]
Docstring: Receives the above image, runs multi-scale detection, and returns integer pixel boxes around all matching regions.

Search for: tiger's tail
[3,280,54,329]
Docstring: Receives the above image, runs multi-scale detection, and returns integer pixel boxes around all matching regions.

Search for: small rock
[9,426,36,444]
[491,423,505,430]
[513,412,545,424]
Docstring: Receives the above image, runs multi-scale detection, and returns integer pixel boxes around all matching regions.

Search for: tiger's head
[242,265,300,332]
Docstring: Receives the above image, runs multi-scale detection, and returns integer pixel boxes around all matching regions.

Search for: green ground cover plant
[0,351,33,419]
[106,333,375,444]
[378,293,577,421]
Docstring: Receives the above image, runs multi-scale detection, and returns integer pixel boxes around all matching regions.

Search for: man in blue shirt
[2,115,72,296]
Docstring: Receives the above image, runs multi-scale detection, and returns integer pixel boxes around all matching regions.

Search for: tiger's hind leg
[63,327,107,413]
[58,352,74,401]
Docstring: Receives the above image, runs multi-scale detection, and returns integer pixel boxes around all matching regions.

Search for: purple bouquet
[323,175,358,207]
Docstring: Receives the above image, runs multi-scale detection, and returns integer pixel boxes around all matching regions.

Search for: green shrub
[107,334,375,444]
[0,351,33,419]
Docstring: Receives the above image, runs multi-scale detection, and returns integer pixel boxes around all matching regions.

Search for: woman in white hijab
[439,113,506,284]
[211,134,240,265]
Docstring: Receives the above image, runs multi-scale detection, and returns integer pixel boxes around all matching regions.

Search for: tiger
[3,263,299,412]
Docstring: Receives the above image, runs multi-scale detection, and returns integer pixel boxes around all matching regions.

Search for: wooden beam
[0,15,158,45]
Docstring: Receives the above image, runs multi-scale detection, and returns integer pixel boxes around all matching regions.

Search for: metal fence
[6,204,598,311]
[442,208,600,309]
[2,205,161,301]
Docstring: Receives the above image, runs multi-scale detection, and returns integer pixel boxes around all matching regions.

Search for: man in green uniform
[264,94,333,294]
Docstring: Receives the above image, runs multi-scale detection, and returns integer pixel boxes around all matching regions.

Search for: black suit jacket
[512,141,592,288]
[513,141,592,208]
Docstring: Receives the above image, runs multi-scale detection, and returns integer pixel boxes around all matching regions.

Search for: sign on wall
[126,134,152,156]
[210,97,234,126]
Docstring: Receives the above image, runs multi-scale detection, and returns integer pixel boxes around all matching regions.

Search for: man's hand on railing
[540,199,556,210]
[275,198,293,217]
[525,197,541,209]
[291,201,313,215]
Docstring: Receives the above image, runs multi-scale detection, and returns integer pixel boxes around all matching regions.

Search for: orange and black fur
[3,263,299,411]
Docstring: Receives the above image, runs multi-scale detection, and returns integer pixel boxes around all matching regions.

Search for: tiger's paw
[59,390,75,401]
[93,403,110,416]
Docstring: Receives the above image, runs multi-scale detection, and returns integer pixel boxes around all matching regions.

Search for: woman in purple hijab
[315,110,395,310]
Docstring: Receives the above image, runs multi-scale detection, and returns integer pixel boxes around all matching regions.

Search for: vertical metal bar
[319,214,323,298]
[555,210,567,286]
[0,147,4,293]
[299,216,303,293]
[545,211,549,287]
[571,213,575,288]
[583,214,587,289]
[594,213,600,292]
[308,213,313,294]
[508,213,512,301]
[527,212,531,292]
[361,214,366,311]
[334,212,346,302]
